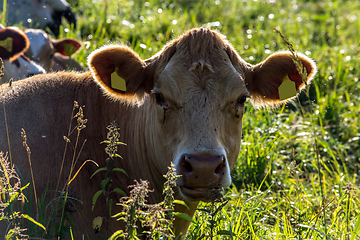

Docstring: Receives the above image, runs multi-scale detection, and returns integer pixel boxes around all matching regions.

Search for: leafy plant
[91,121,127,237]
[0,151,46,239]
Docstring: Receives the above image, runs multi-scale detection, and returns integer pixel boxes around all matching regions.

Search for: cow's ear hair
[143,44,177,87]
[88,45,149,101]
[246,51,317,108]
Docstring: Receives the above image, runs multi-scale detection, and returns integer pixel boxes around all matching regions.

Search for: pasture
[1,0,360,239]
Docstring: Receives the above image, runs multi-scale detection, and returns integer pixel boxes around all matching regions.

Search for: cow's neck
[86,92,164,203]
[80,83,198,236]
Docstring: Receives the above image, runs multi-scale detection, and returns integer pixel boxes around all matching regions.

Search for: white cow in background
[25,28,83,72]
[0,25,45,83]
[0,0,76,37]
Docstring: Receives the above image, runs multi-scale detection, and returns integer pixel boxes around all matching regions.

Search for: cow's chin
[178,186,224,202]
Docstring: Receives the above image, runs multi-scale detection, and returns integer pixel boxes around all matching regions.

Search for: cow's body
[0,28,317,239]
[0,72,167,238]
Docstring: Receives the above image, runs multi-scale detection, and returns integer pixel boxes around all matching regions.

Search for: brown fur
[52,53,83,72]
[0,28,316,239]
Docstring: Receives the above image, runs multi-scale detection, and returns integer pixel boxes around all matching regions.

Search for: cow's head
[88,28,316,202]
[31,0,77,37]
[25,29,81,72]
[0,26,46,83]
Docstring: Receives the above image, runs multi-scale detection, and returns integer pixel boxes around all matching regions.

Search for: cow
[24,28,83,72]
[0,0,76,37]
[0,25,45,83]
[0,28,317,239]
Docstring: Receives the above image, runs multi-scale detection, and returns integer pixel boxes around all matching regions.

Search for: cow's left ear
[52,38,81,56]
[88,45,151,101]
[246,51,317,108]
[89,44,177,102]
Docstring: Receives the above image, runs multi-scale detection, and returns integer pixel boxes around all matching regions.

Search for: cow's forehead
[26,29,51,55]
[155,50,248,104]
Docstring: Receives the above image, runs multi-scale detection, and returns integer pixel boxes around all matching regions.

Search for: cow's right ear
[52,38,82,57]
[88,45,151,101]
[0,27,30,61]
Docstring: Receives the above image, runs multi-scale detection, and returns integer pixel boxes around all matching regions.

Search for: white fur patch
[25,29,49,58]
[2,56,45,82]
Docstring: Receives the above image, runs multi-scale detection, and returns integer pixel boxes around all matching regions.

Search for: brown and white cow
[24,28,83,72]
[0,25,45,83]
[0,28,316,239]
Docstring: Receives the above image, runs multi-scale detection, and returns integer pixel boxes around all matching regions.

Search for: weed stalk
[274,28,328,239]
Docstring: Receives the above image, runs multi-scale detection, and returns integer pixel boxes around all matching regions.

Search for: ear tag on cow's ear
[0,37,13,52]
[278,75,297,100]
[111,70,127,91]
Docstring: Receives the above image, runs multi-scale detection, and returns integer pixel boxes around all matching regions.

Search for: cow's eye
[154,93,169,109]
[155,93,165,104]
[237,96,247,105]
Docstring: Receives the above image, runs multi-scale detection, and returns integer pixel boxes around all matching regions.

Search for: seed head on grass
[73,104,87,132]
[144,163,180,239]
[104,121,123,159]
[111,165,180,239]
[0,57,4,82]
[116,179,152,238]
[273,28,308,89]
[0,152,29,239]
[91,121,127,236]
[162,162,179,212]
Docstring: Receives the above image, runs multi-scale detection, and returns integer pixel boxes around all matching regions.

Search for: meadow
[2,0,360,239]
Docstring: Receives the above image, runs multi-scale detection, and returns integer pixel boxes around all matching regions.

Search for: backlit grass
[1,0,359,239]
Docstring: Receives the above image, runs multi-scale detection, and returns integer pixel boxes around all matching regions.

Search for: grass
[1,0,360,239]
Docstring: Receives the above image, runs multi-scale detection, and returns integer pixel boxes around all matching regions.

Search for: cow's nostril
[182,155,193,173]
[214,157,225,175]
[178,153,227,185]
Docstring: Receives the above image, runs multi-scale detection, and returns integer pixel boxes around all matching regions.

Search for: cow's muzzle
[177,153,229,202]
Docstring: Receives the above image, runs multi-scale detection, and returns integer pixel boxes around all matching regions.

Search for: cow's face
[0,26,46,83]
[89,28,317,202]
[148,50,249,201]
[25,29,81,72]
[25,29,54,72]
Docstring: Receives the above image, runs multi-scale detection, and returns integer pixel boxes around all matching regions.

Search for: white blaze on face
[25,29,54,71]
[2,56,46,82]
[25,29,49,60]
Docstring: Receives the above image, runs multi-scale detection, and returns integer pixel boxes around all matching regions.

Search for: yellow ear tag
[0,37,13,52]
[278,75,297,100]
[111,70,127,91]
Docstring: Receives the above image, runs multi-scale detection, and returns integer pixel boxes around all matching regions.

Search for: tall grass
[1,0,360,239]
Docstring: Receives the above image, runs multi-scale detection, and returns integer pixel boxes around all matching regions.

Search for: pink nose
[178,153,226,187]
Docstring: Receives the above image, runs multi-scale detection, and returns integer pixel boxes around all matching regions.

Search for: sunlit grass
[1,0,359,238]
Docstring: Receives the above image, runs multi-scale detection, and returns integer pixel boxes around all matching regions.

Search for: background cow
[0,25,45,83]
[25,28,83,72]
[0,28,316,239]
[0,0,76,37]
